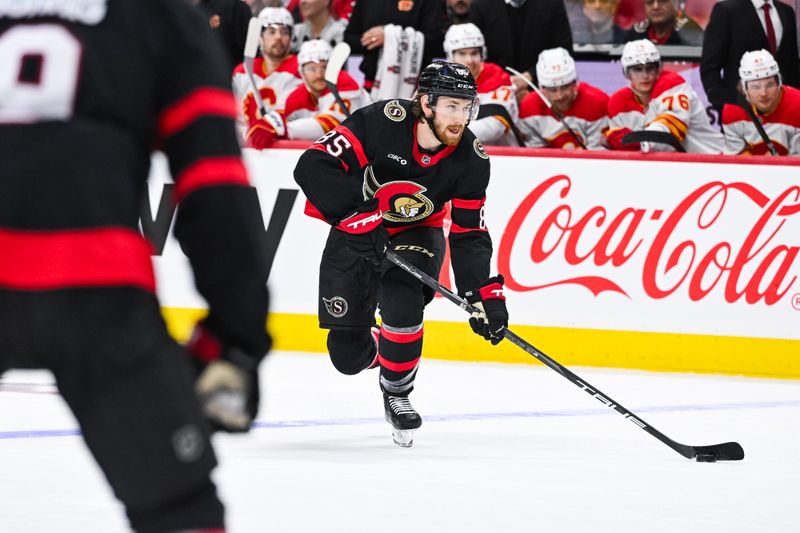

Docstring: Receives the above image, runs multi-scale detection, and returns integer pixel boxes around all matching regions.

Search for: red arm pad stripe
[449,222,488,233]
[174,157,250,203]
[0,228,155,292]
[159,87,238,138]
[452,198,486,210]
[335,126,368,167]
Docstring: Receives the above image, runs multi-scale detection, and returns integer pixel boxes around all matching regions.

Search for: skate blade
[391,428,415,448]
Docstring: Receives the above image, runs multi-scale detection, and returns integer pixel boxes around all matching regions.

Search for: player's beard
[434,119,465,146]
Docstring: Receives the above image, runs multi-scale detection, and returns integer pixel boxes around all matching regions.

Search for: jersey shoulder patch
[473,137,489,159]
[383,100,407,122]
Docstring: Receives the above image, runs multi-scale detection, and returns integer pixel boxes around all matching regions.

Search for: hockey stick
[709,88,779,156]
[325,42,352,118]
[244,17,267,118]
[385,251,745,462]
[505,66,588,150]
[622,130,687,153]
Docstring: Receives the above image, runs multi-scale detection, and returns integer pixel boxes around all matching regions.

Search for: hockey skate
[384,394,422,447]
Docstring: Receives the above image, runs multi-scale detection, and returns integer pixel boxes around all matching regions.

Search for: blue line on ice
[2,399,798,440]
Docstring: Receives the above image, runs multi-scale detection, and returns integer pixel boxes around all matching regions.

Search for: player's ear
[420,94,433,119]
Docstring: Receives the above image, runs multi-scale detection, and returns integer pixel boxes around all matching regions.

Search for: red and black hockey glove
[186,321,261,433]
[465,275,509,345]
[604,127,640,151]
[245,119,278,149]
[336,199,389,267]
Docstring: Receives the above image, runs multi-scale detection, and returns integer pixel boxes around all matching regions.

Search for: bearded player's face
[429,96,472,146]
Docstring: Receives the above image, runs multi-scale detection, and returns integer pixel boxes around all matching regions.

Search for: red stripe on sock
[377,355,420,373]
[380,326,423,343]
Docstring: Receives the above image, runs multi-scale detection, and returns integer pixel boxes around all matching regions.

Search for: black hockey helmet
[417,61,478,101]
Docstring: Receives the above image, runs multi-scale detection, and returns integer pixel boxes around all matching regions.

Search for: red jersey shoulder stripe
[477,62,512,93]
[650,70,686,99]
[608,87,643,117]
[158,87,238,138]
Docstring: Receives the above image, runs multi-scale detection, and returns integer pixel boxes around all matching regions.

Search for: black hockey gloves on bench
[186,321,262,433]
[465,275,509,345]
[337,198,389,267]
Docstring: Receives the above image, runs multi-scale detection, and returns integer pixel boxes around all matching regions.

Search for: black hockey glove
[186,321,261,433]
[336,199,389,267]
[465,275,509,345]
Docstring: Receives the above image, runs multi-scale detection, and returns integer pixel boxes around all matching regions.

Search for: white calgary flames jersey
[607,70,722,154]
[283,71,371,139]
[468,62,519,146]
[232,55,302,124]
[518,82,609,150]
[721,85,800,155]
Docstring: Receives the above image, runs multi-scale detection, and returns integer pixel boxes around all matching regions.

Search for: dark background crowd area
[196,0,800,128]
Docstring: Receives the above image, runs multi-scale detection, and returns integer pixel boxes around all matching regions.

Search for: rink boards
[147,143,800,378]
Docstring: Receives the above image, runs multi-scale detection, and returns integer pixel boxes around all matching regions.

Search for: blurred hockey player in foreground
[444,23,520,146]
[518,47,609,150]
[259,39,371,143]
[722,50,800,155]
[606,39,722,153]
[0,1,270,531]
[294,61,509,447]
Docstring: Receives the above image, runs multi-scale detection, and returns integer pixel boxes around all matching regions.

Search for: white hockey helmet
[536,47,577,88]
[621,39,661,71]
[739,50,781,85]
[258,7,294,31]
[443,23,487,61]
[298,39,332,72]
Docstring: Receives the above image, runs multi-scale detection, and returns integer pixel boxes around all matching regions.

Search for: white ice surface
[1,352,799,532]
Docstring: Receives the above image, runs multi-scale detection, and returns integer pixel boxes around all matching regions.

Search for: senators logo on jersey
[363,165,434,223]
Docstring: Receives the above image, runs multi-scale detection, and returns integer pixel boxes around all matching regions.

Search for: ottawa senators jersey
[283,70,371,139]
[518,82,609,150]
[721,85,800,155]
[0,0,270,358]
[469,62,519,146]
[232,55,302,122]
[609,70,722,154]
[294,99,493,292]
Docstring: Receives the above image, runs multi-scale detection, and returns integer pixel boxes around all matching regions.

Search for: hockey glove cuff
[336,199,389,267]
[465,275,509,345]
[186,321,261,433]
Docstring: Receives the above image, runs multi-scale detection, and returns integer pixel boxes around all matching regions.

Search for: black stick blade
[693,442,745,462]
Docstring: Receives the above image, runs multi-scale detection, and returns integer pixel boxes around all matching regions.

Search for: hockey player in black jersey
[0,1,269,531]
[294,61,510,447]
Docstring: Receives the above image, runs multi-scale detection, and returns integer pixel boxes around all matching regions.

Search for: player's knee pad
[126,479,223,533]
[378,268,425,327]
[327,328,376,375]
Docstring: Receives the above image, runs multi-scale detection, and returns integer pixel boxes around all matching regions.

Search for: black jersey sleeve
[449,147,493,294]
[293,107,371,223]
[155,0,270,359]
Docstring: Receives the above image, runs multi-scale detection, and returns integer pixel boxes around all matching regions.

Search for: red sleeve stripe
[452,198,486,210]
[159,87,238,138]
[303,199,329,222]
[309,144,350,172]
[0,228,155,292]
[333,125,368,167]
[174,157,250,202]
[449,222,488,233]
